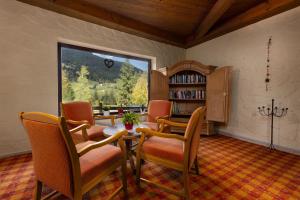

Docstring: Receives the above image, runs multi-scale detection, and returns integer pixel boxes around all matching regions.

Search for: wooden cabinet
[150,60,231,135]
[150,70,169,100]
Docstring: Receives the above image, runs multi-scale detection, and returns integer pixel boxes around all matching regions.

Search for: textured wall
[0,0,185,157]
[187,7,300,153]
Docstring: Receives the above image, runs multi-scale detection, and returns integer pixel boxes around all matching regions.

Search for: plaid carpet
[1,135,300,200]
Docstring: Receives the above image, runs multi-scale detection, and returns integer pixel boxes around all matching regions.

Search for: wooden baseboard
[0,150,32,160]
[218,129,300,156]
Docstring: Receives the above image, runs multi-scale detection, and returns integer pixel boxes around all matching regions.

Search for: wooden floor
[0,135,300,199]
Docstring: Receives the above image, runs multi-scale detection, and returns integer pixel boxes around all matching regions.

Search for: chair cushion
[142,136,184,164]
[73,125,105,142]
[80,144,123,185]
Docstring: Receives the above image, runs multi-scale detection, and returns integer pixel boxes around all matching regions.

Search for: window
[58,43,150,113]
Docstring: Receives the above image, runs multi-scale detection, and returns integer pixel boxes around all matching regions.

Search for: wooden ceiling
[18,0,300,48]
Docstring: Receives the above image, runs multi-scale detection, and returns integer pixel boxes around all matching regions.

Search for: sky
[93,53,149,71]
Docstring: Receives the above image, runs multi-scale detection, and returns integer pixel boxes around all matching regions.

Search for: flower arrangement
[121,112,140,130]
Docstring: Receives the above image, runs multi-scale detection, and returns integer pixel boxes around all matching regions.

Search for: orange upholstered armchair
[146,100,172,122]
[142,100,172,132]
[61,101,115,144]
[20,112,127,200]
[136,107,206,200]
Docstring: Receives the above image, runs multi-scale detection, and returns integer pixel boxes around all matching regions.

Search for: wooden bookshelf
[169,99,205,102]
[150,60,231,135]
[168,83,206,87]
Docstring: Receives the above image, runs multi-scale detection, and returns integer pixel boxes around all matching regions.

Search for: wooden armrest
[66,119,90,126]
[157,119,188,128]
[155,115,170,121]
[69,123,91,134]
[94,115,115,126]
[78,130,128,156]
[136,128,185,141]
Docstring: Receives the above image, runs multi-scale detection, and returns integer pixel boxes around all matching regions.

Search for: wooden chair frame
[135,107,205,200]
[20,112,127,200]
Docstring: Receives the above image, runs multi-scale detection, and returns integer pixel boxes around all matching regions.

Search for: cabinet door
[206,67,230,123]
[150,70,169,100]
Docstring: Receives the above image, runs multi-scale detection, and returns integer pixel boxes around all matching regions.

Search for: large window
[58,43,150,112]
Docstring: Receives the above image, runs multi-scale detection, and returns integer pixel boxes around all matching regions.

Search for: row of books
[169,89,206,100]
[169,74,206,84]
[172,102,181,115]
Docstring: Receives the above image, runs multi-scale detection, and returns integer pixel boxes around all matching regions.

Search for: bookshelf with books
[169,70,207,117]
[150,60,231,135]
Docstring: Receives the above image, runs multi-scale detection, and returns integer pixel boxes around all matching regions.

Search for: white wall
[187,7,300,153]
[0,0,185,158]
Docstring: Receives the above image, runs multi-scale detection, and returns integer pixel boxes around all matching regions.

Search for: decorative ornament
[265,36,272,91]
[258,99,288,150]
[104,59,114,68]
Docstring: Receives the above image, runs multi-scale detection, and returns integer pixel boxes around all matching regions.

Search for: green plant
[121,112,140,125]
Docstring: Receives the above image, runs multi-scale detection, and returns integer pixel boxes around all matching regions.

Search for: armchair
[61,101,115,144]
[20,112,127,200]
[136,107,206,200]
[142,100,172,132]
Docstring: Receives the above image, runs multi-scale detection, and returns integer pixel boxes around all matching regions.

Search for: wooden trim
[77,130,127,156]
[187,0,300,47]
[167,60,216,77]
[189,0,234,42]
[142,154,184,171]
[16,0,184,47]
[57,42,152,112]
[94,115,115,126]
[136,128,186,141]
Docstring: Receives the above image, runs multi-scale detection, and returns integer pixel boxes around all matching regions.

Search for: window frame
[57,42,152,115]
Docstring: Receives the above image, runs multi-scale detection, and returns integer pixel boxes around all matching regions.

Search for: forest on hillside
[61,47,148,107]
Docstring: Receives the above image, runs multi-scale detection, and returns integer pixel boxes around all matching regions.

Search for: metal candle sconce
[258,99,288,150]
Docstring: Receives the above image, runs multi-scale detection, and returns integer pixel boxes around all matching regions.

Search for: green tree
[73,66,93,102]
[132,73,148,106]
[116,61,138,106]
[101,90,117,105]
[62,69,74,102]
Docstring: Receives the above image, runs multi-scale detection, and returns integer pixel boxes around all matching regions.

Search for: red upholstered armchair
[61,101,115,144]
[136,107,206,200]
[20,112,127,200]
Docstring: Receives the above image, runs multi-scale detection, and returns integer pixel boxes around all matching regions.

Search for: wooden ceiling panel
[17,0,300,48]
[83,0,217,36]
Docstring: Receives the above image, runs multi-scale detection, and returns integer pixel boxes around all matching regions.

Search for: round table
[103,122,158,173]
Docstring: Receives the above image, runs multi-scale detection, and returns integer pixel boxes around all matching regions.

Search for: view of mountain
[61,47,143,82]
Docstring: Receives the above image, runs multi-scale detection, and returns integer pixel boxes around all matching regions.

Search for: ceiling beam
[17,0,185,47]
[186,0,300,47]
[190,0,234,43]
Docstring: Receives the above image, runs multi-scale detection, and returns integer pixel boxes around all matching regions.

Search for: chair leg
[34,180,42,200]
[183,170,191,200]
[194,156,199,175]
[136,153,142,187]
[121,158,128,197]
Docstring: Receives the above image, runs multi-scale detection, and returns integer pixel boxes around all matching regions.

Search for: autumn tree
[62,68,74,102]
[132,73,148,106]
[73,66,93,102]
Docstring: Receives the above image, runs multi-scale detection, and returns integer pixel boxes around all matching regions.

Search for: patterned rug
[1,135,300,200]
